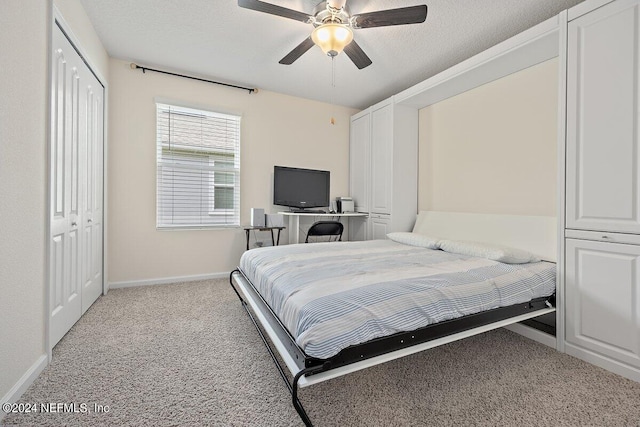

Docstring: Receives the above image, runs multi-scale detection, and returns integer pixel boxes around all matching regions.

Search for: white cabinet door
[566,0,640,233]
[370,103,393,214]
[350,113,370,213]
[348,216,368,242]
[565,238,640,369]
[370,214,390,240]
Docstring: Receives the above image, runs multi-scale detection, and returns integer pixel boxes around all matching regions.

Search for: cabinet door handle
[601,235,610,240]
[88,219,93,223]
[71,222,77,226]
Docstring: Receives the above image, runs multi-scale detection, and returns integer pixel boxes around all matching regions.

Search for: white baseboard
[503,323,556,349]
[0,354,48,422]
[108,272,230,289]
[565,343,640,383]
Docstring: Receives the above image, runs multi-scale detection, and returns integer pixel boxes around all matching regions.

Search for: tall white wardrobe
[349,97,418,241]
[49,21,104,347]
[564,0,640,381]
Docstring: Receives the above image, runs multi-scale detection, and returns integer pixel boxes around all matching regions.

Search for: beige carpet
[3,279,640,426]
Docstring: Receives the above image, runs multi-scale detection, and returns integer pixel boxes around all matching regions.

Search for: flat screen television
[273,166,330,211]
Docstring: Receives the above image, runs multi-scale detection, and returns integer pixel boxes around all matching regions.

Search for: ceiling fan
[238,0,428,69]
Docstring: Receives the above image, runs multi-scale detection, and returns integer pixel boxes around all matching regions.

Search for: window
[156,103,241,228]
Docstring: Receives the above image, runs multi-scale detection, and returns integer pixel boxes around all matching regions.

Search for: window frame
[155,103,241,230]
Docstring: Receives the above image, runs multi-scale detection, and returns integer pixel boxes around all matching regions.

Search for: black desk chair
[305,221,344,243]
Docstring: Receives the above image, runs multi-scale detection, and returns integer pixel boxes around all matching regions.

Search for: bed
[229,211,557,426]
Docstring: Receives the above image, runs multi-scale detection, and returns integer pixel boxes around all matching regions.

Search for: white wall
[107,58,358,284]
[0,0,109,407]
[418,58,558,216]
[0,0,50,406]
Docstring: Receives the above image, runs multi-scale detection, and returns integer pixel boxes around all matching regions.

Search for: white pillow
[387,232,440,249]
[438,239,540,264]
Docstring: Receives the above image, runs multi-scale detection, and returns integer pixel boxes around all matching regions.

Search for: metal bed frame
[229,268,556,426]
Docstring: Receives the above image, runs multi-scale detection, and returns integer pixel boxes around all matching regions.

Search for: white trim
[567,0,615,21]
[45,0,53,365]
[503,324,556,349]
[103,74,110,296]
[153,96,244,119]
[108,272,230,289]
[395,15,560,109]
[565,229,640,245]
[565,343,640,382]
[156,102,240,121]
[556,9,569,354]
[0,355,48,423]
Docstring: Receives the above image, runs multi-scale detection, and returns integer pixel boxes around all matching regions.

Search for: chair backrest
[305,221,344,243]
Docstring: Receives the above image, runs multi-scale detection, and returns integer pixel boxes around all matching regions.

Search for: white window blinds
[156,103,241,228]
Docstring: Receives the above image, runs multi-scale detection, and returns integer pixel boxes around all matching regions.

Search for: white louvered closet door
[50,23,104,346]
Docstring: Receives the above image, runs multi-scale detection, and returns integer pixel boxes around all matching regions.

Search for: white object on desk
[266,213,284,227]
[336,197,355,213]
[280,211,369,244]
[251,208,265,227]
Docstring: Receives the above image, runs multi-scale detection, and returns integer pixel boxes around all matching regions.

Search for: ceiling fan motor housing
[313,1,350,26]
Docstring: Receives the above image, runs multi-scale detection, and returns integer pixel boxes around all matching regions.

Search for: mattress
[239,239,556,359]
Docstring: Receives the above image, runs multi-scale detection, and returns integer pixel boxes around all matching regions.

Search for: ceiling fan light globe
[311,23,353,57]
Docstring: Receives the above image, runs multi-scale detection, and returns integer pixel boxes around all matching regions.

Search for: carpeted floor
[3,279,640,426]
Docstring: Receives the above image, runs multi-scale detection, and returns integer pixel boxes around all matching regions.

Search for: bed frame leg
[229,269,245,303]
[242,300,320,426]
[292,367,320,427]
[230,270,321,426]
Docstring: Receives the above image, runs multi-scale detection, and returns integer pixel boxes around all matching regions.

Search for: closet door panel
[81,71,104,313]
[369,214,390,240]
[566,0,640,233]
[565,238,640,368]
[50,27,82,346]
[370,103,393,214]
[350,113,370,213]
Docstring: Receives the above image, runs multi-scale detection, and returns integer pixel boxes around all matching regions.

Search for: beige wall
[418,58,558,216]
[0,0,49,403]
[108,58,357,284]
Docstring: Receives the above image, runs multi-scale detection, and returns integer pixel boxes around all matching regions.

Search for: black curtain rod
[130,63,257,94]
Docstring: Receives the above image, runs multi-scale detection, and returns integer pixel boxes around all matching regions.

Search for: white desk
[280,212,368,244]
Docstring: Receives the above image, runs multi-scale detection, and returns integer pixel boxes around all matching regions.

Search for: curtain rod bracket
[130,63,257,94]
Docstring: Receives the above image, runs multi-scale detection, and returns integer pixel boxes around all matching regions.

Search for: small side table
[243,226,286,250]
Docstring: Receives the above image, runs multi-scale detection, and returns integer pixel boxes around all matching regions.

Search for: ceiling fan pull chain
[332,55,336,88]
[330,57,336,125]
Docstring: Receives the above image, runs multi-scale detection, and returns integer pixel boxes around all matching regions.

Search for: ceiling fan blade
[238,0,311,23]
[352,5,428,29]
[279,37,315,65]
[344,40,372,69]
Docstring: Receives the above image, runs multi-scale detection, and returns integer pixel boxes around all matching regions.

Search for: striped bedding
[239,239,556,360]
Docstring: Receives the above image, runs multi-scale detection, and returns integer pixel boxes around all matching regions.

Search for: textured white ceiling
[80,0,585,109]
